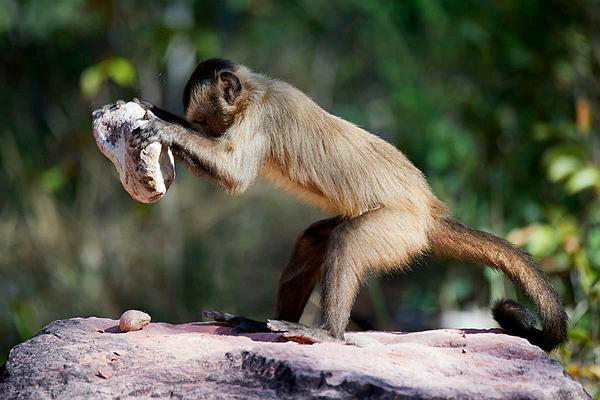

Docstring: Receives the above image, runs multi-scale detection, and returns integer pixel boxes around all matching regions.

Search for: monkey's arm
[130,104,266,194]
[132,98,194,128]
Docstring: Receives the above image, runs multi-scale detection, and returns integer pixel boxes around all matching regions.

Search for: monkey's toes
[267,319,342,344]
[203,310,235,323]
[266,319,305,332]
[203,310,269,333]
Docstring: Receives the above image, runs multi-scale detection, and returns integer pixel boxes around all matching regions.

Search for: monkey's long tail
[428,217,567,351]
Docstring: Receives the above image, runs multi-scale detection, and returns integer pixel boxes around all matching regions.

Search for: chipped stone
[92,101,175,203]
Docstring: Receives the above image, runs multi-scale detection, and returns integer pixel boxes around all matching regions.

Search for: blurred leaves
[546,145,600,194]
[567,364,600,380]
[508,224,561,259]
[568,166,600,194]
[11,301,40,342]
[80,57,137,98]
[546,146,585,183]
[40,166,66,193]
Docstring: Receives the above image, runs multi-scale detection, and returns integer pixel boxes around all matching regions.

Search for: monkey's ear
[218,71,242,104]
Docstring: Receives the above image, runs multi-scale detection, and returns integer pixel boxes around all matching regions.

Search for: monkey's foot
[266,320,343,344]
[203,310,269,334]
[202,310,343,344]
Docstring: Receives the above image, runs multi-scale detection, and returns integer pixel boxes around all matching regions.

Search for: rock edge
[0,318,590,400]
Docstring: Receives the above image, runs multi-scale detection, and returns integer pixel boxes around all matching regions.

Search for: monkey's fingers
[133,98,155,111]
[132,98,161,122]
[129,120,164,149]
[267,319,342,344]
[93,101,126,119]
[203,310,269,333]
[203,310,236,322]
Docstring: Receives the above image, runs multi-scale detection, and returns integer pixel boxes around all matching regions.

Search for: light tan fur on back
[234,68,444,222]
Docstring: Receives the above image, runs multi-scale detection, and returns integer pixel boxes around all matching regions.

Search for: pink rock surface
[0,318,589,399]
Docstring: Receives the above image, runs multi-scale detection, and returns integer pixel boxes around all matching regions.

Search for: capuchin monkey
[129,58,567,351]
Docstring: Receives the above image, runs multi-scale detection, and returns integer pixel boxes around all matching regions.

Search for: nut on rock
[92,101,175,203]
[119,310,151,332]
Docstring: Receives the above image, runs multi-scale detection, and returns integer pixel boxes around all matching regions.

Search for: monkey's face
[182,59,243,137]
[184,84,235,137]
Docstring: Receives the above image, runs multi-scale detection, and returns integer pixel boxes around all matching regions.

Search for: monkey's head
[183,58,249,137]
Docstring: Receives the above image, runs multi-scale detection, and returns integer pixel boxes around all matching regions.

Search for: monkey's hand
[132,97,155,112]
[203,310,269,334]
[128,118,173,149]
[266,319,343,344]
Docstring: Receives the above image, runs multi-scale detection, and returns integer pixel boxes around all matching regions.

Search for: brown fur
[276,217,342,322]
[139,58,568,351]
[428,218,568,351]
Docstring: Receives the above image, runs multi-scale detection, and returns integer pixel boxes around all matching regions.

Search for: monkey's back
[260,82,443,219]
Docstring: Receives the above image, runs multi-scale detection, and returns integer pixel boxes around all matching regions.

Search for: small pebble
[119,310,151,333]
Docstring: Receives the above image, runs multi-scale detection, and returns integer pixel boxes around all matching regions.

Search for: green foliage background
[0,0,598,395]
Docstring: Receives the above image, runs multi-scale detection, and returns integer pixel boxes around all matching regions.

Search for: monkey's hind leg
[203,217,343,343]
[267,217,346,344]
[276,216,342,322]
[321,207,429,339]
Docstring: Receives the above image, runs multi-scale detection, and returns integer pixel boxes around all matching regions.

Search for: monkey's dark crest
[183,58,237,112]
[130,58,568,352]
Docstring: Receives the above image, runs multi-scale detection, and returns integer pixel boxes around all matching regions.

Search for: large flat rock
[0,318,589,399]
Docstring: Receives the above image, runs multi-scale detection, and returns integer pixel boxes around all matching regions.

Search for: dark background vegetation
[1,0,598,396]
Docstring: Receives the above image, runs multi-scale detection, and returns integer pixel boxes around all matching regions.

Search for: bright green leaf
[568,326,591,343]
[80,66,104,98]
[566,166,600,193]
[105,57,136,87]
[526,225,559,258]
[80,57,136,98]
[548,155,581,182]
[40,166,66,193]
